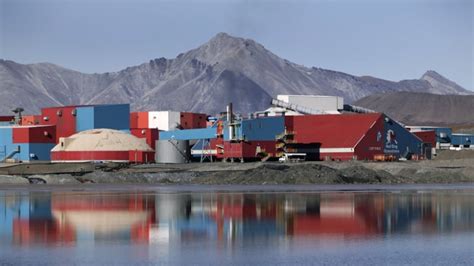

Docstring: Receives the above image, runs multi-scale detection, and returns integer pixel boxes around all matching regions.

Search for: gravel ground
[1,150,474,185]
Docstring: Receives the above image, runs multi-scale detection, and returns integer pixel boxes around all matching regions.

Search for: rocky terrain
[354,92,474,127]
[1,33,471,115]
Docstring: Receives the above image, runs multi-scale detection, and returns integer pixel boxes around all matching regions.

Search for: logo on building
[386,129,398,145]
[384,129,399,153]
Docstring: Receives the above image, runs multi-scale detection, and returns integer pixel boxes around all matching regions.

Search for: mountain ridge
[354,91,474,127]
[0,32,471,115]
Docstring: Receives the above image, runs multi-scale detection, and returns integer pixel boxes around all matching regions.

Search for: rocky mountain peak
[421,70,445,81]
[420,70,471,95]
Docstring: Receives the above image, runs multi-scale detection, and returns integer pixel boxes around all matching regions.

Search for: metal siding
[51,151,130,162]
[319,152,355,161]
[76,107,95,132]
[130,112,139,129]
[159,128,217,141]
[0,128,13,145]
[131,128,159,149]
[354,115,385,160]
[149,111,181,130]
[180,112,207,129]
[241,116,285,141]
[451,134,474,146]
[28,143,55,161]
[21,115,41,125]
[40,106,77,142]
[383,116,423,157]
[135,112,149,129]
[413,131,437,147]
[0,116,14,122]
[128,150,155,163]
[277,95,344,112]
[94,104,130,130]
[291,114,382,147]
[12,126,56,144]
[223,121,243,141]
[223,141,277,159]
[409,127,453,143]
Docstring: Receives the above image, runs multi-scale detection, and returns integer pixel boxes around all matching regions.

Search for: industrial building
[161,99,429,162]
[0,94,469,164]
[0,125,56,162]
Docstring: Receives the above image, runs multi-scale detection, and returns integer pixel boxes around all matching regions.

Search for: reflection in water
[1,190,473,247]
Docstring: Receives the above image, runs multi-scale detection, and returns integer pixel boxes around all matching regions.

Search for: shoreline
[1,150,474,185]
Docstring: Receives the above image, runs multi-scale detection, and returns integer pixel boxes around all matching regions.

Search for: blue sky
[1,0,472,90]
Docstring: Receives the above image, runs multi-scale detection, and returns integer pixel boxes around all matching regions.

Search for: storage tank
[156,139,190,163]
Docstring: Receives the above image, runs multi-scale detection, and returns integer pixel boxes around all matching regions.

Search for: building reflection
[1,190,473,246]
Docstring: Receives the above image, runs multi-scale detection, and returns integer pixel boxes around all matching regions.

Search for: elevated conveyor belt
[271,99,328,115]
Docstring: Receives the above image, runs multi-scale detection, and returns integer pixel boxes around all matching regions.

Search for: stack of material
[51,129,154,163]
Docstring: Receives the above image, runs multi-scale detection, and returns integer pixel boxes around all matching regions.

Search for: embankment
[1,150,474,185]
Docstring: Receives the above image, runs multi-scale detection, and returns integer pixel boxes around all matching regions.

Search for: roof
[0,125,55,129]
[51,128,152,152]
[291,113,382,148]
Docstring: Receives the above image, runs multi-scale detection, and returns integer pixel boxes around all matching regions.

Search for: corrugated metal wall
[77,104,130,132]
[383,115,423,158]
[223,117,284,141]
[76,106,95,132]
[451,134,474,146]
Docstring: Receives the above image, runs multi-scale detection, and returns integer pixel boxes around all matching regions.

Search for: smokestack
[227,103,234,141]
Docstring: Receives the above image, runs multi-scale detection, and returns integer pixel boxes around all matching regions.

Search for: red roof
[290,113,382,148]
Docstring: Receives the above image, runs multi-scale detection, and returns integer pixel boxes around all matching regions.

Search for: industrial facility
[0,95,471,164]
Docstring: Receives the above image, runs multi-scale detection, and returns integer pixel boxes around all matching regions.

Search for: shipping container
[12,125,56,143]
[223,141,277,159]
[451,134,474,147]
[180,112,208,129]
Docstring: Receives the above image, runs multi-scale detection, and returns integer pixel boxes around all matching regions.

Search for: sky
[1,0,473,90]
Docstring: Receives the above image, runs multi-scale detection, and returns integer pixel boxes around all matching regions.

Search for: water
[1,185,473,265]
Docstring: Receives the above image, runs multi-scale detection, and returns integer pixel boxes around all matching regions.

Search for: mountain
[354,92,474,126]
[0,32,471,115]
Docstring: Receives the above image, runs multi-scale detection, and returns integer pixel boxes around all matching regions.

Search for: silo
[156,139,190,163]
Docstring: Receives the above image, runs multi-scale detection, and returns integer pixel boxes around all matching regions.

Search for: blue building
[451,134,474,148]
[76,104,130,132]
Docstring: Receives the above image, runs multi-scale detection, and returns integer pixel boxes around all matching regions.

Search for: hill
[354,92,474,127]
